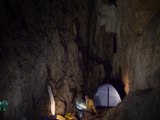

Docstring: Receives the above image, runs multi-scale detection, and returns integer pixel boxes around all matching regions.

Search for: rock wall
[104,0,160,120]
[87,0,120,94]
[0,0,88,119]
[113,0,160,92]
[105,88,160,120]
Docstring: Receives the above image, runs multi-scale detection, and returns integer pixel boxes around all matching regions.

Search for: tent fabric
[94,83,121,107]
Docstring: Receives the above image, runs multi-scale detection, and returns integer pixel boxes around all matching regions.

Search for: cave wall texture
[0,0,87,119]
[106,0,160,120]
[0,0,160,120]
[114,0,160,92]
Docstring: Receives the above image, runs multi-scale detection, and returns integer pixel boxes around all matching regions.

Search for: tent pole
[108,87,109,107]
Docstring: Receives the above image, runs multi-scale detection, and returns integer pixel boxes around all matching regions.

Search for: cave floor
[82,108,110,120]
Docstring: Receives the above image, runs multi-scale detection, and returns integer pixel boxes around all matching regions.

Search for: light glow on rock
[47,85,55,115]
[124,74,130,94]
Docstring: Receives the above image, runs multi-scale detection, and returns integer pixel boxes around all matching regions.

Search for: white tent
[94,83,121,107]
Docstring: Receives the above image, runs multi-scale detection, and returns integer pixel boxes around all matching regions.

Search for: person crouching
[85,95,97,115]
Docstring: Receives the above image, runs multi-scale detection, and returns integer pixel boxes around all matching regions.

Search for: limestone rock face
[105,88,160,120]
[0,0,87,119]
[113,0,160,92]
[106,0,160,120]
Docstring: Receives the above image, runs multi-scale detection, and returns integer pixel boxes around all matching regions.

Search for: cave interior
[0,0,160,120]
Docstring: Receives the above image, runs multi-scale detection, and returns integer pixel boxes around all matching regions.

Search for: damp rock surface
[0,0,86,119]
[0,0,160,120]
[113,0,160,92]
[104,88,160,120]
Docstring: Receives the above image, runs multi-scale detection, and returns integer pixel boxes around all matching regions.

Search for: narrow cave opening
[113,34,117,54]
[108,0,116,5]
[109,66,126,99]
[101,0,117,6]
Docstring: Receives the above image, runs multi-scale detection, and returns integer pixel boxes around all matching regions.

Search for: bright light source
[47,85,55,115]
[76,100,87,110]
[123,73,130,94]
